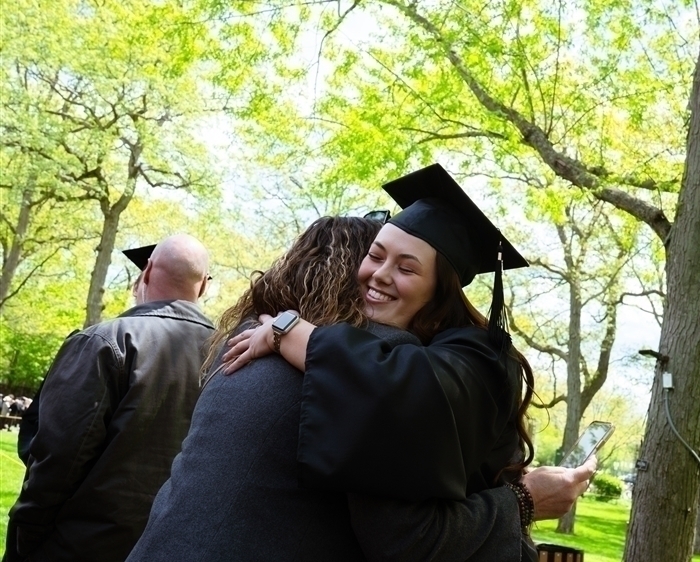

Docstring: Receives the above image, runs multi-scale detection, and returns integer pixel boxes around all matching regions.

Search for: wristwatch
[272,311,300,353]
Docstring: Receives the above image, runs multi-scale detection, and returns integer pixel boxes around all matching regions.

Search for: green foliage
[0,0,223,323]
[0,322,66,394]
[207,0,691,236]
[592,473,624,502]
[0,243,91,394]
[531,497,630,562]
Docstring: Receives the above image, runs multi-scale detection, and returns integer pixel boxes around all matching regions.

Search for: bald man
[4,235,214,562]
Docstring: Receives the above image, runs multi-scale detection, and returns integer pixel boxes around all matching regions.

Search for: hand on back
[222,314,276,373]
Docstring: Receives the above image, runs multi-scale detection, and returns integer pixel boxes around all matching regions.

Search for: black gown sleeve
[346,487,527,562]
[298,323,519,502]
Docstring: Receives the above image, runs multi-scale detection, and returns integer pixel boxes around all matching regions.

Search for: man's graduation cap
[122,242,213,280]
[381,163,528,345]
[122,244,156,271]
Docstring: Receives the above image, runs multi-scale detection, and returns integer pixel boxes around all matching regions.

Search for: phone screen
[559,421,614,468]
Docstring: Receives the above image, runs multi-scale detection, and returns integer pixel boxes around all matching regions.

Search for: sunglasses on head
[363,210,391,224]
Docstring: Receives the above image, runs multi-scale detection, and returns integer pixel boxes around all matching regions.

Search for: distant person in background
[3,234,214,562]
[1,395,20,432]
[1,395,13,417]
[8,398,22,417]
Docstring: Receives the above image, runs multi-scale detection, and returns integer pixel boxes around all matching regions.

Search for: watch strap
[273,330,283,353]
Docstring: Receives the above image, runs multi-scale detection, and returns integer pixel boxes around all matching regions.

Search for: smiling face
[358,223,438,330]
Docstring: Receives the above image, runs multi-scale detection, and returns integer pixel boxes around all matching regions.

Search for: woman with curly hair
[128,216,425,561]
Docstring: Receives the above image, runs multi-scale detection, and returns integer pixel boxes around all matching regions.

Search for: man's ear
[197,276,208,299]
[131,271,144,298]
[142,261,153,285]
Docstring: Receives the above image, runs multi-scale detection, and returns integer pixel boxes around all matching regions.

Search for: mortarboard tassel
[488,240,510,354]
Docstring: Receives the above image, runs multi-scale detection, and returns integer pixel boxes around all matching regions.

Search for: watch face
[273,311,299,333]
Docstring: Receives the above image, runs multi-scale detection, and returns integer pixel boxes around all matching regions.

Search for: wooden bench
[0,415,22,431]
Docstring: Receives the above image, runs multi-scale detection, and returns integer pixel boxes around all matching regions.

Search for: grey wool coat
[126,322,526,562]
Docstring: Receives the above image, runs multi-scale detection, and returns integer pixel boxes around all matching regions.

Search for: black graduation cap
[382,163,528,347]
[383,163,528,287]
[122,242,213,280]
[122,244,156,271]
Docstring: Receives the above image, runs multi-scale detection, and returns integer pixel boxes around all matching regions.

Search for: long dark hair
[408,252,535,477]
[203,217,382,375]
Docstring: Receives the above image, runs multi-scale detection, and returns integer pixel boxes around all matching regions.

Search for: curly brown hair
[203,216,382,374]
[408,252,535,478]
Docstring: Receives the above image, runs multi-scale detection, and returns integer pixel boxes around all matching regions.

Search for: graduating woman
[223,164,555,560]
[125,215,578,562]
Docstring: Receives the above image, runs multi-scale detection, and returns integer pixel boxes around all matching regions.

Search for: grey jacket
[5,300,214,562]
[127,322,526,562]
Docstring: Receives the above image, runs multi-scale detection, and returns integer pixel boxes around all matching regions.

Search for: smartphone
[558,421,615,468]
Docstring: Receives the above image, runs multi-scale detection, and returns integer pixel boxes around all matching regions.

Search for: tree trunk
[695,504,700,555]
[83,206,120,327]
[83,186,135,327]
[556,501,578,535]
[0,183,35,310]
[624,51,700,562]
[83,138,142,327]
[556,270,582,535]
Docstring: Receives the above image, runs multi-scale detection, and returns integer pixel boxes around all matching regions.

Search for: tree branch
[595,187,672,243]
[531,394,567,409]
[399,126,507,143]
[0,247,63,310]
[509,314,568,361]
[581,300,618,413]
[618,289,666,302]
[381,0,674,242]
[528,257,571,282]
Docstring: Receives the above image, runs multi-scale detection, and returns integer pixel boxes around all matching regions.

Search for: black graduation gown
[298,323,522,502]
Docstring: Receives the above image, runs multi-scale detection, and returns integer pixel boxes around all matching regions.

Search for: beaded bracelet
[505,481,535,529]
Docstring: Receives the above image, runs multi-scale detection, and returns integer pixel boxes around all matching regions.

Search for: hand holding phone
[559,421,615,468]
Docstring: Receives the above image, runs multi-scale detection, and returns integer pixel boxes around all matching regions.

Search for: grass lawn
[0,429,698,560]
[528,495,700,562]
[531,498,630,562]
[0,429,25,557]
